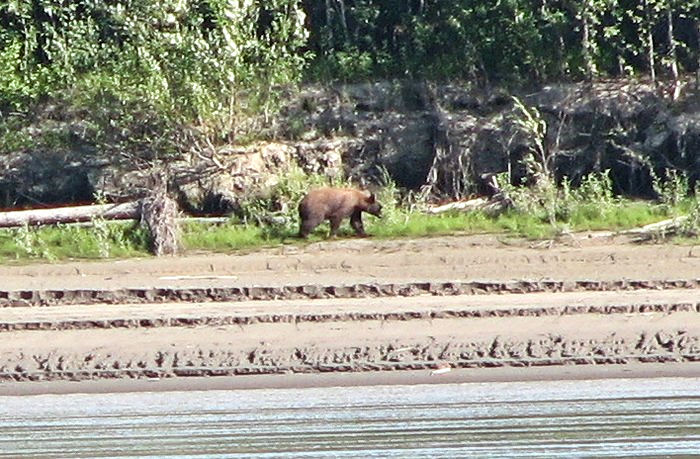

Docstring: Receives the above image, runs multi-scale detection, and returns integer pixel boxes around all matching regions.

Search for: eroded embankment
[3,278,700,307]
[1,288,698,382]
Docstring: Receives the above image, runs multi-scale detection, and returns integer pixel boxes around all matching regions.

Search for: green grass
[0,222,149,262]
[181,222,267,251]
[367,199,676,240]
[366,210,544,238]
[0,198,694,263]
[566,200,672,231]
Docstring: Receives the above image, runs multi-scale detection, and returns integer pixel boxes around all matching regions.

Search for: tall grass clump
[0,222,149,262]
[501,97,675,235]
[651,168,689,212]
[496,167,680,235]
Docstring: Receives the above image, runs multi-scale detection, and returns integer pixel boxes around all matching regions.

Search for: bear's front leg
[350,210,367,237]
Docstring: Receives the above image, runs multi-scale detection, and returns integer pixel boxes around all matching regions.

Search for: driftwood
[426,198,488,214]
[426,194,512,216]
[0,201,140,228]
[584,216,689,240]
[3,215,231,228]
[619,216,688,235]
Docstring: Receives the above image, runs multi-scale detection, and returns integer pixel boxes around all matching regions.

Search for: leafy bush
[303,1,698,84]
[0,0,310,157]
[651,168,689,211]
[495,169,624,229]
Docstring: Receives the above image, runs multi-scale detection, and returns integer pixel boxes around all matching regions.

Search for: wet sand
[2,362,699,396]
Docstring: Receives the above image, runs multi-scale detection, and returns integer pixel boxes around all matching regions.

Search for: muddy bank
[1,289,699,331]
[1,290,698,383]
[3,235,700,292]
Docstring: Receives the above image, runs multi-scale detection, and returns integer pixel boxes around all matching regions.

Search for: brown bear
[298,187,382,238]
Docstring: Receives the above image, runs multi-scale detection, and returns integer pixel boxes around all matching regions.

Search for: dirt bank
[1,234,699,388]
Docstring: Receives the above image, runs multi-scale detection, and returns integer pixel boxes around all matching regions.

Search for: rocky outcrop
[1,80,698,211]
[278,80,699,198]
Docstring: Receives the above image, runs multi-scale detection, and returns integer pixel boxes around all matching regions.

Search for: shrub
[0,0,311,161]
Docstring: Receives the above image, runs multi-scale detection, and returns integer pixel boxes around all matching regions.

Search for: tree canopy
[0,0,697,158]
[305,0,699,84]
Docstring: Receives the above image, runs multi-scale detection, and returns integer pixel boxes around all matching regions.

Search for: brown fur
[298,187,382,238]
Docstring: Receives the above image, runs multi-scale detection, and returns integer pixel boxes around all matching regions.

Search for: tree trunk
[0,202,140,228]
[645,0,656,86]
[335,0,348,42]
[696,15,700,90]
[667,0,680,99]
[324,0,332,28]
[581,0,595,80]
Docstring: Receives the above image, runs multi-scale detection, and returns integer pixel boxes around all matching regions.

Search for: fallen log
[21,216,232,228]
[426,194,512,216]
[0,201,141,228]
[425,198,489,214]
[619,216,689,235]
[584,216,690,241]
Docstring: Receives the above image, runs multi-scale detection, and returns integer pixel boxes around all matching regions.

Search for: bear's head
[364,192,382,217]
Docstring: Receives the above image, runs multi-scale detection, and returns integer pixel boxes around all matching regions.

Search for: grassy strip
[0,222,150,262]
[370,199,673,240]
[0,198,678,263]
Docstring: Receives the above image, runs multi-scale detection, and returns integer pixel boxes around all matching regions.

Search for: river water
[0,377,698,458]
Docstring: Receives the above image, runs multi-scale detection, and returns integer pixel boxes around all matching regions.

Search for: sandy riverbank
[1,234,698,392]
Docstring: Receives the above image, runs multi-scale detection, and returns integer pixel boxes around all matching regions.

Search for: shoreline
[2,362,699,396]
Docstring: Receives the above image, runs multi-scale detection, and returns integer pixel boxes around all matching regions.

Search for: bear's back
[300,188,368,218]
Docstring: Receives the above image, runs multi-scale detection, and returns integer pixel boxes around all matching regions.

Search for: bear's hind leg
[299,217,321,238]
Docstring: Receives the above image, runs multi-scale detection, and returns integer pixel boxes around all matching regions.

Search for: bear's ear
[366,193,376,203]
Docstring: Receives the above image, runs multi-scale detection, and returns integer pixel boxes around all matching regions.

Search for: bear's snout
[368,203,382,217]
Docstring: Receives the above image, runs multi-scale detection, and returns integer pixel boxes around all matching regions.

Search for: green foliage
[0,194,689,262]
[495,167,653,233]
[364,196,673,241]
[2,0,697,167]
[651,168,689,210]
[512,97,550,175]
[1,0,697,120]
[0,222,149,262]
[181,221,271,252]
[303,1,699,83]
[0,0,310,158]
[577,170,615,208]
[680,196,700,238]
